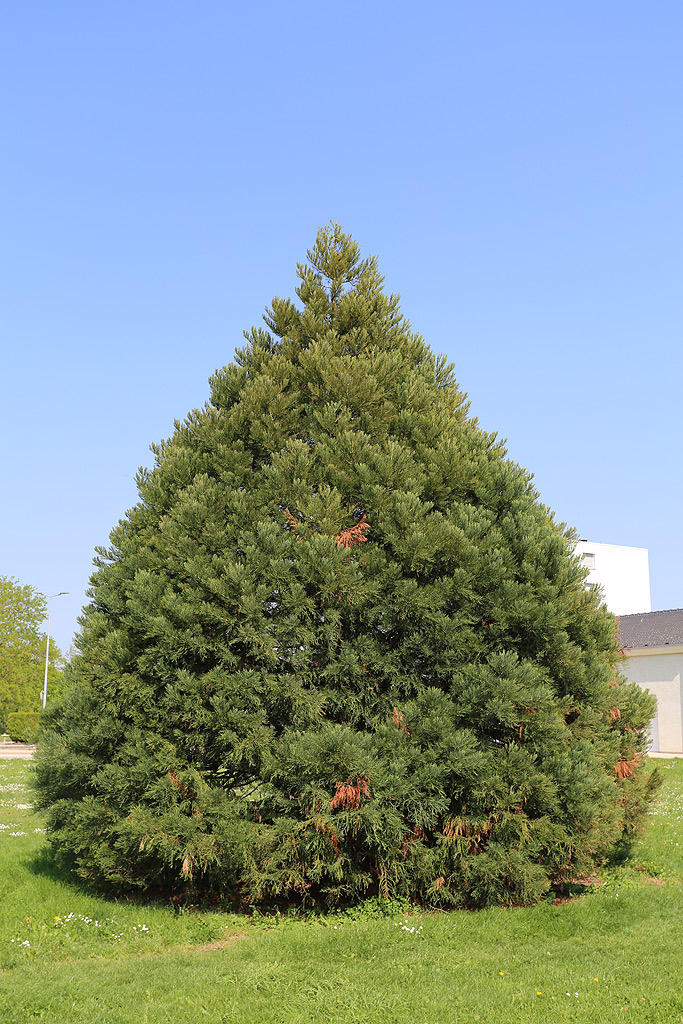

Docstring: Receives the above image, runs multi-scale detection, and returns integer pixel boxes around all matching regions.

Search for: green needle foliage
[35,225,659,908]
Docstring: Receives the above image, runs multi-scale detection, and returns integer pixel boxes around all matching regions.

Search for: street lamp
[41,592,68,709]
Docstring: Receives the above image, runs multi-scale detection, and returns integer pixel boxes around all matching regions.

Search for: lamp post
[41,592,68,709]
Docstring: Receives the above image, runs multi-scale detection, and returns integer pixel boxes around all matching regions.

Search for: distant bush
[7,711,40,743]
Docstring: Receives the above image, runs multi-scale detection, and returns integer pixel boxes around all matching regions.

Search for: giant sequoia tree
[36,226,658,907]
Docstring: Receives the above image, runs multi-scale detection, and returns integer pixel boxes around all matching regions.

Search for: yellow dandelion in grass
[499,972,504,976]
[536,991,542,996]
[594,977,598,982]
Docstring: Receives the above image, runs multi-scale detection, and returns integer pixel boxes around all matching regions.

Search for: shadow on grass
[22,843,611,921]
[22,844,188,914]
[21,844,418,927]
[22,843,98,895]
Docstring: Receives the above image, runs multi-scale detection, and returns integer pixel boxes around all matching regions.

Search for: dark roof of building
[618,608,683,649]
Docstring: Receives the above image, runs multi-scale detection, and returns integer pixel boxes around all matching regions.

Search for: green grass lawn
[1,758,682,1024]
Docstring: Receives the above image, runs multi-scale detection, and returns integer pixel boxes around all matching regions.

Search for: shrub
[7,710,40,744]
[34,225,660,907]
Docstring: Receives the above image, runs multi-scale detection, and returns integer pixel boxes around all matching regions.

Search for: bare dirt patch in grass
[183,930,249,953]
[125,931,251,961]
[552,875,603,905]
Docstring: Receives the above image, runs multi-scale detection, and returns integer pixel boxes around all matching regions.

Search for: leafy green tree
[35,225,659,907]
[0,577,62,726]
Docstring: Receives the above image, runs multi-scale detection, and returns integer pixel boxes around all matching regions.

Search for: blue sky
[2,1,681,656]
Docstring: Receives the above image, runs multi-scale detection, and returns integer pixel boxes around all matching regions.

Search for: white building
[574,540,651,615]
[574,541,683,753]
[618,609,683,756]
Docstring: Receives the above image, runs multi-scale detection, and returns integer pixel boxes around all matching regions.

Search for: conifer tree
[35,225,659,907]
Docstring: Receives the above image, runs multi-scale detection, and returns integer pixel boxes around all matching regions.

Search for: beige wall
[622,645,683,755]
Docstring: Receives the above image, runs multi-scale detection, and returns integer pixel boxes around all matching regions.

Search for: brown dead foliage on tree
[335,515,369,548]
[392,706,411,735]
[442,816,494,852]
[283,508,303,538]
[283,509,369,549]
[168,771,195,800]
[330,775,370,811]
[614,756,642,780]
